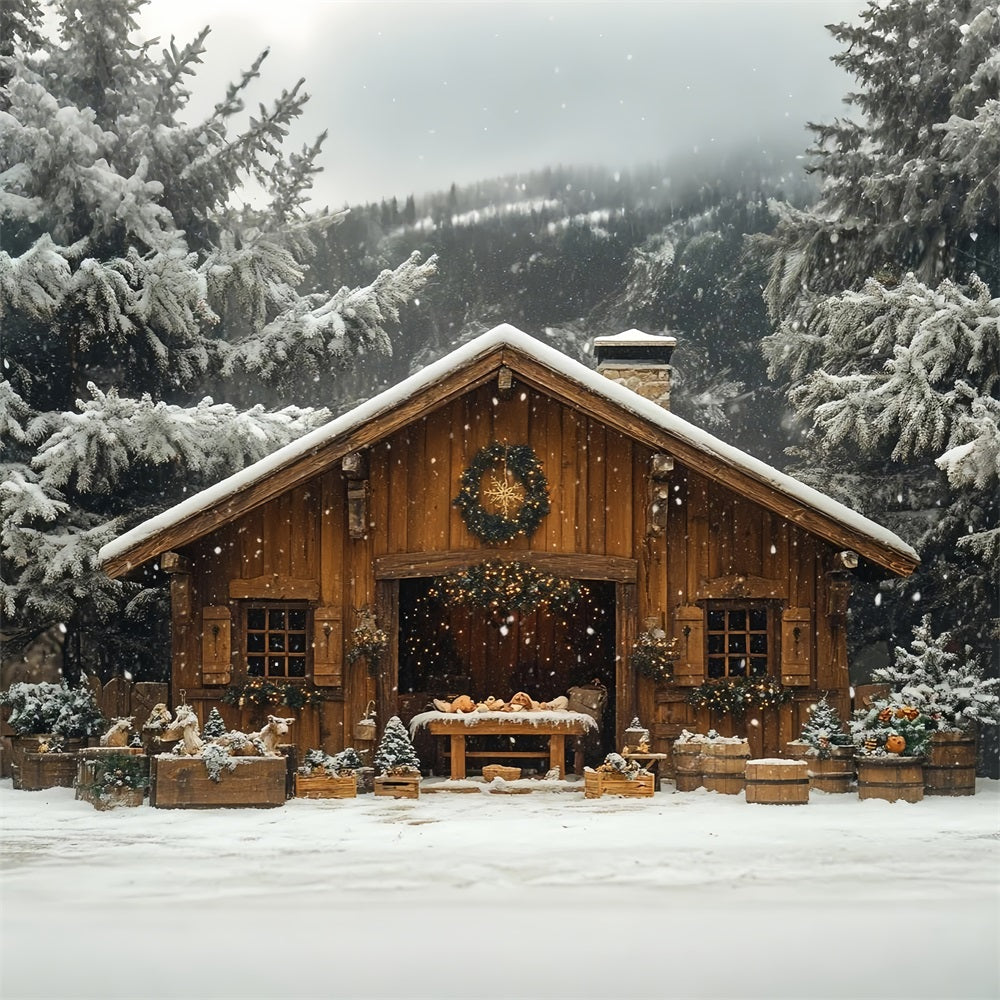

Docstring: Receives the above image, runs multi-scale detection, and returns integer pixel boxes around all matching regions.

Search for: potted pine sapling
[373,716,422,798]
[76,749,149,810]
[296,747,365,799]
[1,681,105,789]
[791,696,855,793]
[871,615,1000,795]
[850,695,933,803]
[584,751,655,799]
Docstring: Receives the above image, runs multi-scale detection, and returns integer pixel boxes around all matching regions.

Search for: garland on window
[222,679,324,710]
[685,676,791,715]
[453,442,550,543]
[428,560,584,622]
[630,628,678,682]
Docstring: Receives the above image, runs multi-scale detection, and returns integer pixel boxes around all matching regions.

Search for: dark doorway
[397,576,617,759]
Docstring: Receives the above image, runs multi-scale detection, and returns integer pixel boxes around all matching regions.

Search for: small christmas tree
[872,616,1000,733]
[799,696,852,759]
[374,716,421,775]
[201,707,227,740]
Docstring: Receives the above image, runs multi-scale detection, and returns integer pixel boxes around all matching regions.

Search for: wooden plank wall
[167,374,848,761]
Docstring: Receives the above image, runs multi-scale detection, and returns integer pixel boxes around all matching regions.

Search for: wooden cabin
[99,325,918,771]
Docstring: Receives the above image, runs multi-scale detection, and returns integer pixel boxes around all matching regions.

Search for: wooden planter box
[149,755,287,809]
[745,759,810,805]
[13,751,79,791]
[76,747,148,809]
[482,764,521,782]
[924,730,976,796]
[584,769,655,799]
[857,756,924,803]
[296,772,358,799]
[701,740,750,795]
[374,774,421,799]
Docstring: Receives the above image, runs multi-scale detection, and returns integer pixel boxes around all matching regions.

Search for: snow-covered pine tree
[798,696,852,758]
[201,707,227,740]
[752,0,999,649]
[0,0,435,678]
[872,616,1000,733]
[374,716,421,776]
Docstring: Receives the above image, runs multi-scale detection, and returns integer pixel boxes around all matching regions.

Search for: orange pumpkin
[885,734,906,754]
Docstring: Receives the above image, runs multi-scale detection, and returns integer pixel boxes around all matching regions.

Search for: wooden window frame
[704,601,777,681]
[241,601,313,682]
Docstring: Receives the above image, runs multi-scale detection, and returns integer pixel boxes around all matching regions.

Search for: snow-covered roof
[99,323,918,574]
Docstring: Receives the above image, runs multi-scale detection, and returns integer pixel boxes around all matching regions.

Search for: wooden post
[375,578,399,728]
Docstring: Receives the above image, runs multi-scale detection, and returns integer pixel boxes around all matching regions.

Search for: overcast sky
[134,1,862,207]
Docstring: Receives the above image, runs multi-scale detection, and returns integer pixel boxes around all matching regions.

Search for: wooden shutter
[201,606,231,686]
[672,606,705,686]
[781,607,813,686]
[313,607,343,687]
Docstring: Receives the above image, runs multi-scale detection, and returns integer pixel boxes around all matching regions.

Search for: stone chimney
[593,329,677,410]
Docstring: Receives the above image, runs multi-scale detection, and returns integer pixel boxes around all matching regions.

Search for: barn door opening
[395,576,617,762]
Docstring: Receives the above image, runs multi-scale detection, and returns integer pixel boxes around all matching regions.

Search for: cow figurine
[100,716,135,747]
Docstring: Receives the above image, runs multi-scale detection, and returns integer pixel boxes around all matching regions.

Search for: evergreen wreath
[630,628,678,682]
[685,676,791,716]
[453,442,550,543]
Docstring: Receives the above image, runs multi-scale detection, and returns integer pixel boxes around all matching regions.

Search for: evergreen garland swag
[428,560,585,621]
[222,679,323,710]
[685,677,791,716]
[453,443,551,543]
[630,628,678,681]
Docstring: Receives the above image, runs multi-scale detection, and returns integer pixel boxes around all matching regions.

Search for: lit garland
[685,677,791,715]
[428,560,585,622]
[630,628,678,682]
[453,442,550,543]
[222,679,324,710]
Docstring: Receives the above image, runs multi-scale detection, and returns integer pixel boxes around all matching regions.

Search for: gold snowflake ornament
[482,475,524,517]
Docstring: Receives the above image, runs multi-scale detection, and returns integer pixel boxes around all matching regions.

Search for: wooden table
[419,712,594,780]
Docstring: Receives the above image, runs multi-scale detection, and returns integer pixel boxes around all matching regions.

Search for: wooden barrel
[701,740,749,794]
[672,744,703,792]
[745,759,810,805]
[857,756,924,803]
[924,731,976,796]
[807,750,855,794]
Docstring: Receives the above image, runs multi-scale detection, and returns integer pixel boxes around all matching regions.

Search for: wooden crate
[857,756,924,803]
[149,755,287,808]
[584,769,655,799]
[482,764,521,782]
[745,759,810,805]
[76,747,148,809]
[373,774,421,799]
[296,772,357,799]
[13,751,79,791]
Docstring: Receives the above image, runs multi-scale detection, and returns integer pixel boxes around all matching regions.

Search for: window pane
[728,610,746,631]
[750,634,768,655]
[248,657,264,676]
[288,610,307,631]
[729,656,747,677]
[247,633,265,652]
[289,634,306,653]
[247,608,265,630]
[288,657,306,678]
[708,610,725,631]
[268,610,286,630]
[269,634,286,652]
[708,634,724,654]
[708,658,725,679]
[727,634,746,654]
[749,609,768,631]
[268,657,285,677]
[750,658,768,676]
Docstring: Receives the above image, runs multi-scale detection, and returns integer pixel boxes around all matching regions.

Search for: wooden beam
[373,550,638,582]
[161,551,192,575]
[228,576,320,601]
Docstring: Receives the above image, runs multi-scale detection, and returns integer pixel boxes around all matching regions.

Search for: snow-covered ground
[2,778,998,1000]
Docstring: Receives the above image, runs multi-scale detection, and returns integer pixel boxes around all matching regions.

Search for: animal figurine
[211,715,293,757]
[141,703,173,734]
[100,717,135,747]
[251,715,295,755]
[160,704,204,755]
